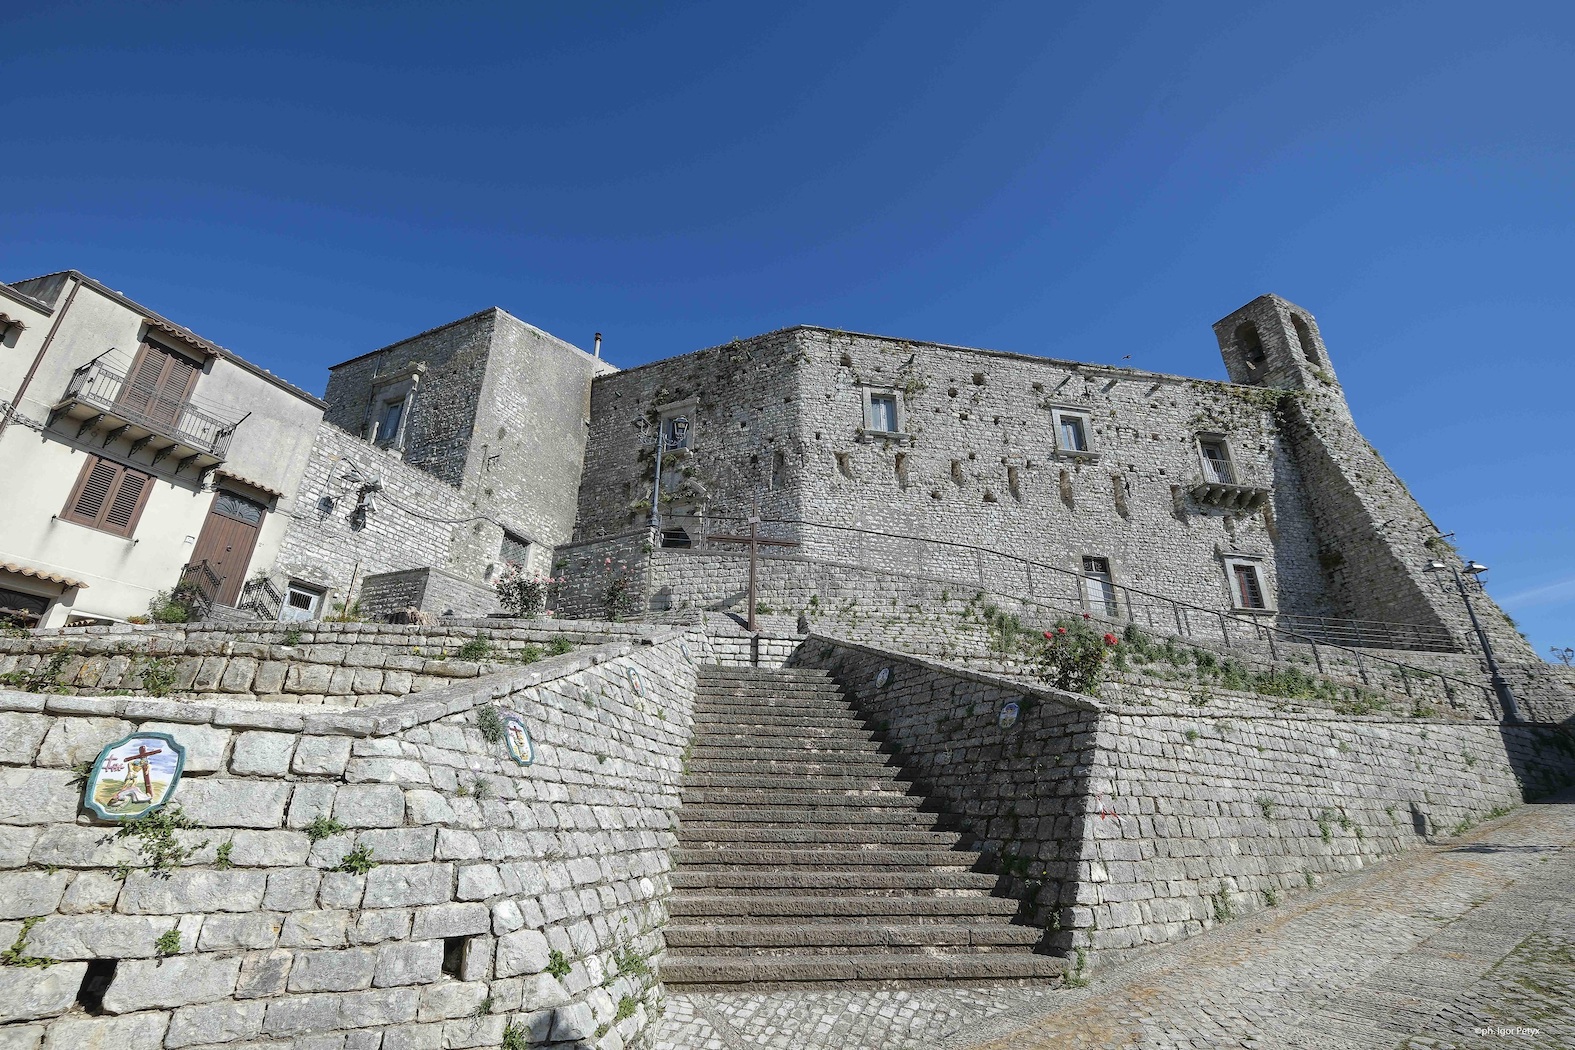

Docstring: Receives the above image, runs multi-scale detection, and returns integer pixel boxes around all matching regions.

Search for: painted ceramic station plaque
[501,711,536,766]
[84,732,187,820]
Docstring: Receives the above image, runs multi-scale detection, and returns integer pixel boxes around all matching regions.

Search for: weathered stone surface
[519,972,571,1012]
[410,902,489,940]
[551,1001,597,1042]
[263,867,321,911]
[164,999,266,1048]
[101,954,242,1012]
[352,908,412,945]
[0,1022,43,1050]
[57,870,119,913]
[491,898,525,935]
[28,826,140,869]
[0,712,49,764]
[26,914,170,959]
[34,717,132,767]
[372,938,443,986]
[280,909,351,948]
[332,784,405,828]
[287,947,379,992]
[175,779,291,829]
[495,928,550,978]
[0,826,43,870]
[416,979,489,1022]
[196,911,284,951]
[355,827,436,863]
[230,731,297,776]
[0,769,79,825]
[0,870,69,919]
[118,870,266,914]
[363,863,451,908]
[0,962,86,1022]
[292,735,353,776]
[235,948,293,999]
[227,829,312,867]
[38,1011,168,1050]
[137,721,231,773]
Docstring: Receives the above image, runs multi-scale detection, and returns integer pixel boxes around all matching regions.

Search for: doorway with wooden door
[118,340,201,430]
[189,491,267,607]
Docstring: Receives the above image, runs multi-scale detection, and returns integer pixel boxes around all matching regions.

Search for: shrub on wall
[1033,616,1119,695]
[496,565,563,618]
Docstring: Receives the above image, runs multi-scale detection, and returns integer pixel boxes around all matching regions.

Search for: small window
[0,586,51,629]
[1198,437,1236,485]
[1228,563,1266,610]
[374,398,405,448]
[660,527,692,548]
[213,490,266,526]
[499,531,530,566]
[867,394,898,433]
[1082,556,1118,618]
[1050,408,1095,457]
[660,413,692,449]
[1235,322,1266,364]
[442,936,469,978]
[1292,315,1319,364]
[281,582,325,623]
[61,455,153,538]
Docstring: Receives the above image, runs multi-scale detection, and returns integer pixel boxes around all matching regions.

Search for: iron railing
[238,577,283,621]
[1202,458,1237,485]
[61,359,237,459]
[176,561,222,621]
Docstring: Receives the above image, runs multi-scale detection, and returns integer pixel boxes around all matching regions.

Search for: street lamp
[650,415,689,537]
[1426,556,1521,723]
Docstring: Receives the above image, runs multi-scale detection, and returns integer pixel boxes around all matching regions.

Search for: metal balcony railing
[59,359,236,461]
[1202,458,1237,485]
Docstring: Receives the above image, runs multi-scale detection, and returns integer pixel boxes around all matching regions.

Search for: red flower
[1103,633,1119,646]
[1082,612,1091,620]
[1043,631,1056,640]
[1055,627,1067,635]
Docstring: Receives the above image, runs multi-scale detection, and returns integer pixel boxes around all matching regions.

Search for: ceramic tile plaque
[997,701,1021,730]
[627,666,647,697]
[84,732,187,820]
[501,711,535,766]
[874,667,892,689]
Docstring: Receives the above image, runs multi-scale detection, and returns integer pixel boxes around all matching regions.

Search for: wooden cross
[704,511,799,633]
[131,744,163,796]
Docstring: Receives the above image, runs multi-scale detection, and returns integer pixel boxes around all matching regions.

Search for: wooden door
[189,491,266,606]
[119,342,200,428]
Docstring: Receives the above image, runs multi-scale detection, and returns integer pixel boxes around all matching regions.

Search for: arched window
[1292,315,1319,364]
[1235,322,1266,365]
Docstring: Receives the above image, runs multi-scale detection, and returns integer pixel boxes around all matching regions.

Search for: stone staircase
[663,665,1063,990]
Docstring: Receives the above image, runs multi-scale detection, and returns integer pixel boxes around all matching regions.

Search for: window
[499,531,530,566]
[1197,437,1236,485]
[374,398,406,448]
[119,342,200,429]
[0,587,50,628]
[1050,408,1095,458]
[1082,556,1118,618]
[1292,315,1320,364]
[213,490,266,526]
[867,394,898,433]
[1224,558,1270,611]
[61,455,153,537]
[660,413,692,449]
[1235,322,1266,365]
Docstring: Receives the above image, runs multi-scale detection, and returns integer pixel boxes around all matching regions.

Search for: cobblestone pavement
[649,789,1575,1050]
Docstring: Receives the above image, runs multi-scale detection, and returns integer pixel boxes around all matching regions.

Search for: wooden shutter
[61,456,153,537]
[119,343,200,426]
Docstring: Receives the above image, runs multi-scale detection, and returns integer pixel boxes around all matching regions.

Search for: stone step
[689,738,890,757]
[686,756,900,776]
[692,711,872,731]
[663,922,1042,953]
[670,869,999,893]
[692,702,863,720]
[672,847,981,870]
[668,894,1022,922]
[660,951,1065,990]
[695,723,880,742]
[703,667,833,679]
[681,772,908,791]
[678,805,951,826]
[674,827,966,848]
[681,788,924,808]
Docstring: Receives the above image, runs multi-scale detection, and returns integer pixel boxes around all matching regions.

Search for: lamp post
[649,416,689,538]
[1427,557,1521,723]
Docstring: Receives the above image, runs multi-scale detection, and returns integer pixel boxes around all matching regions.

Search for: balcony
[50,358,237,473]
[1190,460,1271,511]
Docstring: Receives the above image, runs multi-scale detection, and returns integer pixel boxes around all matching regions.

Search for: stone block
[0,712,49,764]
[28,825,141,869]
[495,928,550,977]
[292,736,353,776]
[356,827,436,863]
[264,867,322,911]
[551,1001,597,1042]
[136,721,230,773]
[197,911,284,951]
[101,954,241,1012]
[442,1015,505,1048]
[35,717,132,767]
[352,908,411,945]
[254,661,289,694]
[0,826,42,870]
[491,898,525,935]
[363,863,452,908]
[58,870,119,913]
[175,778,291,828]
[0,961,87,1022]
[285,663,336,694]
[333,784,406,828]
[345,757,431,785]
[416,980,489,1022]
[319,871,367,909]
[372,938,443,986]
[287,781,339,828]
[228,829,312,867]
[235,948,293,999]
[231,731,297,775]
[410,902,489,940]
[0,870,68,919]
[281,909,351,948]
[288,947,379,992]
[0,769,81,825]
[39,1011,169,1050]
[26,914,169,959]
[165,999,267,1048]
[519,971,570,1012]
[118,869,266,914]
[0,1024,42,1050]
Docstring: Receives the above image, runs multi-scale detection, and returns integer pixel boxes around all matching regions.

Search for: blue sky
[6,1,1573,655]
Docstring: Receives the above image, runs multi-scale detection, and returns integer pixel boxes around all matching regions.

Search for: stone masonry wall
[0,620,667,708]
[0,630,700,1050]
[1076,710,1575,960]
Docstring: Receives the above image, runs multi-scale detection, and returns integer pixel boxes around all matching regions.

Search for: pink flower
[1103,633,1119,646]
[604,558,612,566]
[1055,627,1067,635]
[1043,631,1056,640]
[1082,612,1091,620]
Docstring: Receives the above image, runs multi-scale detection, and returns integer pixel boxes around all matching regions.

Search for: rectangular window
[1232,563,1267,610]
[1050,408,1095,457]
[867,394,898,433]
[500,531,530,566]
[1199,437,1235,484]
[1082,556,1118,618]
[661,414,692,449]
[60,455,153,538]
[375,399,405,448]
[281,582,325,623]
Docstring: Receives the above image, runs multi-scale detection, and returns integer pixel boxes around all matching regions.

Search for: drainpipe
[593,333,602,359]
[0,274,82,441]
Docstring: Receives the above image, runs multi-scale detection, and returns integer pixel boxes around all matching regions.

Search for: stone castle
[1,275,1572,1049]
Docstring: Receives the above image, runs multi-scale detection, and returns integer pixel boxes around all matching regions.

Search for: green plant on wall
[1032,618,1120,695]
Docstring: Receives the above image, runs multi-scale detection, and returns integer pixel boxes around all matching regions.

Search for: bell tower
[1212,294,1334,391]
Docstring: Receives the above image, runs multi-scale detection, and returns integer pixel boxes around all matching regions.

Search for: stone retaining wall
[0,620,661,709]
[0,630,700,1049]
